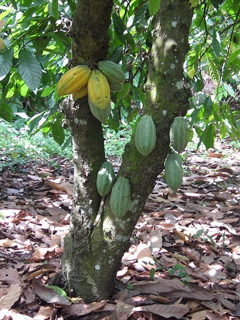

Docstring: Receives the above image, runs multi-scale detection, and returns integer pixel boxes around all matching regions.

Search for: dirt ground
[0,138,240,319]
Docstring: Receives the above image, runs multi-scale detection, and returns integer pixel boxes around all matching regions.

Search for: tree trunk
[56,0,193,301]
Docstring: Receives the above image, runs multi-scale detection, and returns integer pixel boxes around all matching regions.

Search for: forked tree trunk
[56,0,193,301]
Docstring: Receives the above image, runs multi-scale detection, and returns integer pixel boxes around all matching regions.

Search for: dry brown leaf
[0,309,33,320]
[33,280,71,306]
[62,300,106,316]
[44,179,73,195]
[0,267,22,285]
[148,294,170,304]
[172,252,190,263]
[33,306,54,320]
[0,284,22,310]
[133,278,191,294]
[135,243,152,260]
[112,300,134,320]
[0,239,19,248]
[134,302,189,318]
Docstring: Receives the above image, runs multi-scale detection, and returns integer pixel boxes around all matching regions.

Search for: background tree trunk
[57,0,193,301]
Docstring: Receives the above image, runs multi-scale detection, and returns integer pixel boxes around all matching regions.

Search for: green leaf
[201,124,216,149]
[0,7,13,20]
[216,85,227,101]
[232,0,240,11]
[149,0,160,16]
[109,46,123,63]
[52,119,65,145]
[188,65,195,79]
[194,229,204,238]
[49,0,59,20]
[124,32,136,52]
[207,58,220,85]
[0,211,5,219]
[132,2,148,26]
[0,49,14,79]
[204,97,213,118]
[189,0,199,7]
[226,48,240,65]
[150,268,156,280]
[0,102,13,122]
[41,86,55,97]
[112,13,126,40]
[117,83,130,100]
[18,49,42,91]
[212,30,221,57]
[223,83,235,97]
[48,286,68,297]
[9,0,17,9]
[211,0,225,9]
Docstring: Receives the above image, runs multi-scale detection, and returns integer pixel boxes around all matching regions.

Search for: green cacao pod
[108,81,124,92]
[110,177,131,218]
[98,60,125,84]
[88,98,111,123]
[170,116,189,153]
[97,162,115,197]
[135,115,157,156]
[165,153,183,192]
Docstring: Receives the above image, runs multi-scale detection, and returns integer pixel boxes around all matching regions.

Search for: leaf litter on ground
[0,139,240,319]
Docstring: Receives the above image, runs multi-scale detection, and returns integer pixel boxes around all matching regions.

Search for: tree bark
[57,0,193,301]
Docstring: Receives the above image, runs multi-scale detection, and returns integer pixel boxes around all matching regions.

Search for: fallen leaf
[33,280,71,306]
[0,284,22,310]
[62,300,106,316]
[134,302,189,318]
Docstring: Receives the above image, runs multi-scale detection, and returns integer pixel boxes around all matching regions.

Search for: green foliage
[104,122,133,157]
[186,0,240,149]
[0,0,72,142]
[0,0,239,151]
[168,264,190,284]
[0,119,72,171]
[194,229,216,246]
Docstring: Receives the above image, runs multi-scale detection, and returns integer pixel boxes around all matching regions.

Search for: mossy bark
[57,0,193,301]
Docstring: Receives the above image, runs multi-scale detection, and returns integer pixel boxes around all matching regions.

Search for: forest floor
[0,138,240,320]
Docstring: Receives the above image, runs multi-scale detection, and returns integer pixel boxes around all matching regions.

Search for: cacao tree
[53,0,193,301]
[0,0,239,301]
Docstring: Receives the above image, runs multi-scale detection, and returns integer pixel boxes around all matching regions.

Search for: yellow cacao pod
[87,70,110,110]
[72,85,88,100]
[57,65,91,96]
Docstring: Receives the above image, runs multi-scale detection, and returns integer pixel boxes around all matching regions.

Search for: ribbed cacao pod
[57,65,91,96]
[98,60,125,84]
[72,85,88,100]
[88,98,111,123]
[110,177,131,218]
[135,115,157,156]
[165,153,183,191]
[88,70,111,110]
[96,162,115,197]
[170,117,189,153]
[108,81,124,92]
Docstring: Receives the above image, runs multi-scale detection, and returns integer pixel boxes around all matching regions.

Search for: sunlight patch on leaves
[189,0,199,7]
